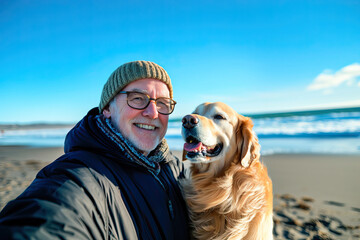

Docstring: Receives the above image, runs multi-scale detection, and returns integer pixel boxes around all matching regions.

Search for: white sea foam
[253,116,360,136]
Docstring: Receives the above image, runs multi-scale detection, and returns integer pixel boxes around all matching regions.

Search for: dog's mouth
[184,136,223,159]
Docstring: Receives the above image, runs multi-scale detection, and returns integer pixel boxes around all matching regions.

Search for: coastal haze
[1,1,360,239]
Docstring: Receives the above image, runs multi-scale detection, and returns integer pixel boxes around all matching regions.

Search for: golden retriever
[181,102,273,240]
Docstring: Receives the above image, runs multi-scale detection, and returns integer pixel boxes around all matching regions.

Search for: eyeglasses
[117,91,177,115]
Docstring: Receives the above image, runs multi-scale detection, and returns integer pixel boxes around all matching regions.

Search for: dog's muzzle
[182,114,223,160]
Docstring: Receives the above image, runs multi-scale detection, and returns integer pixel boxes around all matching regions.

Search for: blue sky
[1,0,359,123]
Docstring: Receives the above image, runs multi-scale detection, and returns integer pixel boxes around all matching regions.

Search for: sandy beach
[0,146,359,239]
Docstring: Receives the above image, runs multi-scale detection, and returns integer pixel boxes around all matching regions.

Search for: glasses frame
[117,91,177,115]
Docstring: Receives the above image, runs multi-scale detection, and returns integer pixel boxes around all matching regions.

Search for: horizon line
[1,105,359,125]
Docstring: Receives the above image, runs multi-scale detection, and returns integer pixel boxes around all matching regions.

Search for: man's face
[104,78,170,155]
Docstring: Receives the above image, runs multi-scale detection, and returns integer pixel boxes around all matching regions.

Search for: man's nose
[142,100,159,119]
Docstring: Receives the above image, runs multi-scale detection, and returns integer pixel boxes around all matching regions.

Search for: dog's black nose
[182,114,199,129]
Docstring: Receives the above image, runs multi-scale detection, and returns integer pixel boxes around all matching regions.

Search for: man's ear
[236,116,260,168]
[103,105,111,119]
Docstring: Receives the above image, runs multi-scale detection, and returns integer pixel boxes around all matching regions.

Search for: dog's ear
[236,116,260,168]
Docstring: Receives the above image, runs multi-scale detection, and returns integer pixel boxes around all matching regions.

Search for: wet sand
[0,146,359,239]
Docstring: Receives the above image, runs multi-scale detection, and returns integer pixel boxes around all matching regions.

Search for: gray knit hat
[99,61,173,112]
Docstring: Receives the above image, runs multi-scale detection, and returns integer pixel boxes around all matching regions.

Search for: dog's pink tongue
[184,142,203,152]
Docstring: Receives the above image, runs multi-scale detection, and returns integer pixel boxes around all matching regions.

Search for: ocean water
[1,108,360,155]
[0,128,71,147]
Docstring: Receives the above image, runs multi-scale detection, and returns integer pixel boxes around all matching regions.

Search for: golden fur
[181,102,273,240]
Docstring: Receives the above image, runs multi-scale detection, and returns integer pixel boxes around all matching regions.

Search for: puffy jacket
[0,108,190,239]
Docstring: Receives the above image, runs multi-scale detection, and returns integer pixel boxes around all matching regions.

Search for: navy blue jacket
[0,108,190,239]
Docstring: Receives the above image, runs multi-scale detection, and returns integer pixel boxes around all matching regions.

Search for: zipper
[168,199,175,219]
[148,169,175,219]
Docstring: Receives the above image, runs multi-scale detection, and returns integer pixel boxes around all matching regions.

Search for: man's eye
[214,114,226,120]
[157,101,168,107]
[129,93,146,101]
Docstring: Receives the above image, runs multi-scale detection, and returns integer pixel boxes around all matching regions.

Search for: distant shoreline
[0,123,75,131]
[170,105,360,121]
[1,105,359,124]
[1,106,360,155]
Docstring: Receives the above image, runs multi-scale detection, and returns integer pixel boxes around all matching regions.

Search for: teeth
[206,145,215,151]
[136,124,155,130]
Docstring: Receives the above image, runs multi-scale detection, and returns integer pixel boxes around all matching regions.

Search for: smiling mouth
[135,123,157,131]
[184,136,223,159]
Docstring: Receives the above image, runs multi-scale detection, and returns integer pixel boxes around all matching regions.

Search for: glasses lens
[127,92,149,109]
[156,98,175,114]
[125,91,176,114]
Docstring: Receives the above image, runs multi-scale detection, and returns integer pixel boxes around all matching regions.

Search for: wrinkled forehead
[193,102,238,119]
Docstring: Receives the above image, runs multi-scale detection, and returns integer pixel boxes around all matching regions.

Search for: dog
[181,102,273,240]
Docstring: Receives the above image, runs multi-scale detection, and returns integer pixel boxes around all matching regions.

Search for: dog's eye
[214,114,226,120]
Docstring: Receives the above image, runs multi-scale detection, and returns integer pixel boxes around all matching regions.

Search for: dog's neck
[190,150,241,178]
[191,162,214,176]
[190,160,232,179]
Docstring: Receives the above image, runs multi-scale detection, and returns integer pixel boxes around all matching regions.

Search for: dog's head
[181,102,260,168]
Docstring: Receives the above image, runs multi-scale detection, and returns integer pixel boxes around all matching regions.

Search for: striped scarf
[95,115,170,176]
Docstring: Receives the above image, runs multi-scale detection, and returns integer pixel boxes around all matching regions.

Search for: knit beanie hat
[99,60,173,112]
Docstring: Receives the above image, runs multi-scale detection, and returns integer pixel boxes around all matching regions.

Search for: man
[0,61,190,239]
